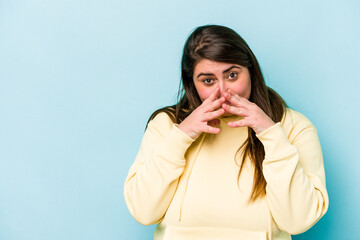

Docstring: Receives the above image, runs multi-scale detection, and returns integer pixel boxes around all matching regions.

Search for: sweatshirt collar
[218,114,244,123]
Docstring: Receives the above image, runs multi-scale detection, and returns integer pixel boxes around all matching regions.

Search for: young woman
[124,25,329,240]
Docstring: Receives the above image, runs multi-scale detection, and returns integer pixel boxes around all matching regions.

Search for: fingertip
[227,121,238,128]
[227,122,233,127]
[224,92,230,99]
[207,127,220,134]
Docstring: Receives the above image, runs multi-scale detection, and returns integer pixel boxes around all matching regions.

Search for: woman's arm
[124,112,194,225]
[257,111,329,234]
[223,89,328,234]
[125,88,226,225]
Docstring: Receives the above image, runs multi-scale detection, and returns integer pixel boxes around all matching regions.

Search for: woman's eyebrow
[196,65,241,78]
[223,65,241,73]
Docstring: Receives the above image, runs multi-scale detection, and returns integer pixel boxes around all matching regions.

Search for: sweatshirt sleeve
[256,111,329,235]
[124,112,195,225]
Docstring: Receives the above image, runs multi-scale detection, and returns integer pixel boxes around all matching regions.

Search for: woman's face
[193,59,251,112]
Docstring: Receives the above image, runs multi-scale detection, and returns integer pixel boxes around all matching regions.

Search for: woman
[124,25,329,240]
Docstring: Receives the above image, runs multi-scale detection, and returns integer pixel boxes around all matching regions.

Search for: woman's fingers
[204,108,225,121]
[225,89,250,108]
[229,89,250,102]
[206,96,226,111]
[201,124,221,134]
[227,119,248,128]
[202,87,220,105]
[222,103,249,127]
[179,86,274,139]
[222,104,248,117]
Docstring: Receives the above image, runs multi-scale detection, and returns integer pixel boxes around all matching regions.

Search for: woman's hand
[178,87,226,140]
[222,89,275,135]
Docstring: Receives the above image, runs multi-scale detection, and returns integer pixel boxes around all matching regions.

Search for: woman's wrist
[254,120,276,135]
[177,122,199,140]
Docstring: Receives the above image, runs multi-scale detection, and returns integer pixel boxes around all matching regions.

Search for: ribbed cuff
[256,122,294,160]
[157,124,195,163]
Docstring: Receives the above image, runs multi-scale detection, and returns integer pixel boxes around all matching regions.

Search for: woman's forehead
[194,59,242,75]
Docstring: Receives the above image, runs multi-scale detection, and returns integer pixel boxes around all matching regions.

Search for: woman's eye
[203,78,213,85]
[228,72,238,80]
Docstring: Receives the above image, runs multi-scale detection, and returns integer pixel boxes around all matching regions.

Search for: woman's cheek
[197,88,213,102]
[230,84,251,99]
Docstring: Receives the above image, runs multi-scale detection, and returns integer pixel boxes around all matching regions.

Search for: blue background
[1,0,359,239]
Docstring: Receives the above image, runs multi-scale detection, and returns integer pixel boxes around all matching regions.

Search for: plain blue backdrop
[0,0,359,239]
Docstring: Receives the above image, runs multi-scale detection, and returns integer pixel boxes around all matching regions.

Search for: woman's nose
[218,80,228,97]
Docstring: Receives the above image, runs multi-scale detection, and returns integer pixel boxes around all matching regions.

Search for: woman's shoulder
[281,108,318,139]
[146,111,176,137]
[150,111,174,125]
[282,108,313,124]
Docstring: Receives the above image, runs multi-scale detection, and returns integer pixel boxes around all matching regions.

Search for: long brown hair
[147,25,287,201]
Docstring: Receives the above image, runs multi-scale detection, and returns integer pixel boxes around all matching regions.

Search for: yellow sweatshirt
[124,108,329,240]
